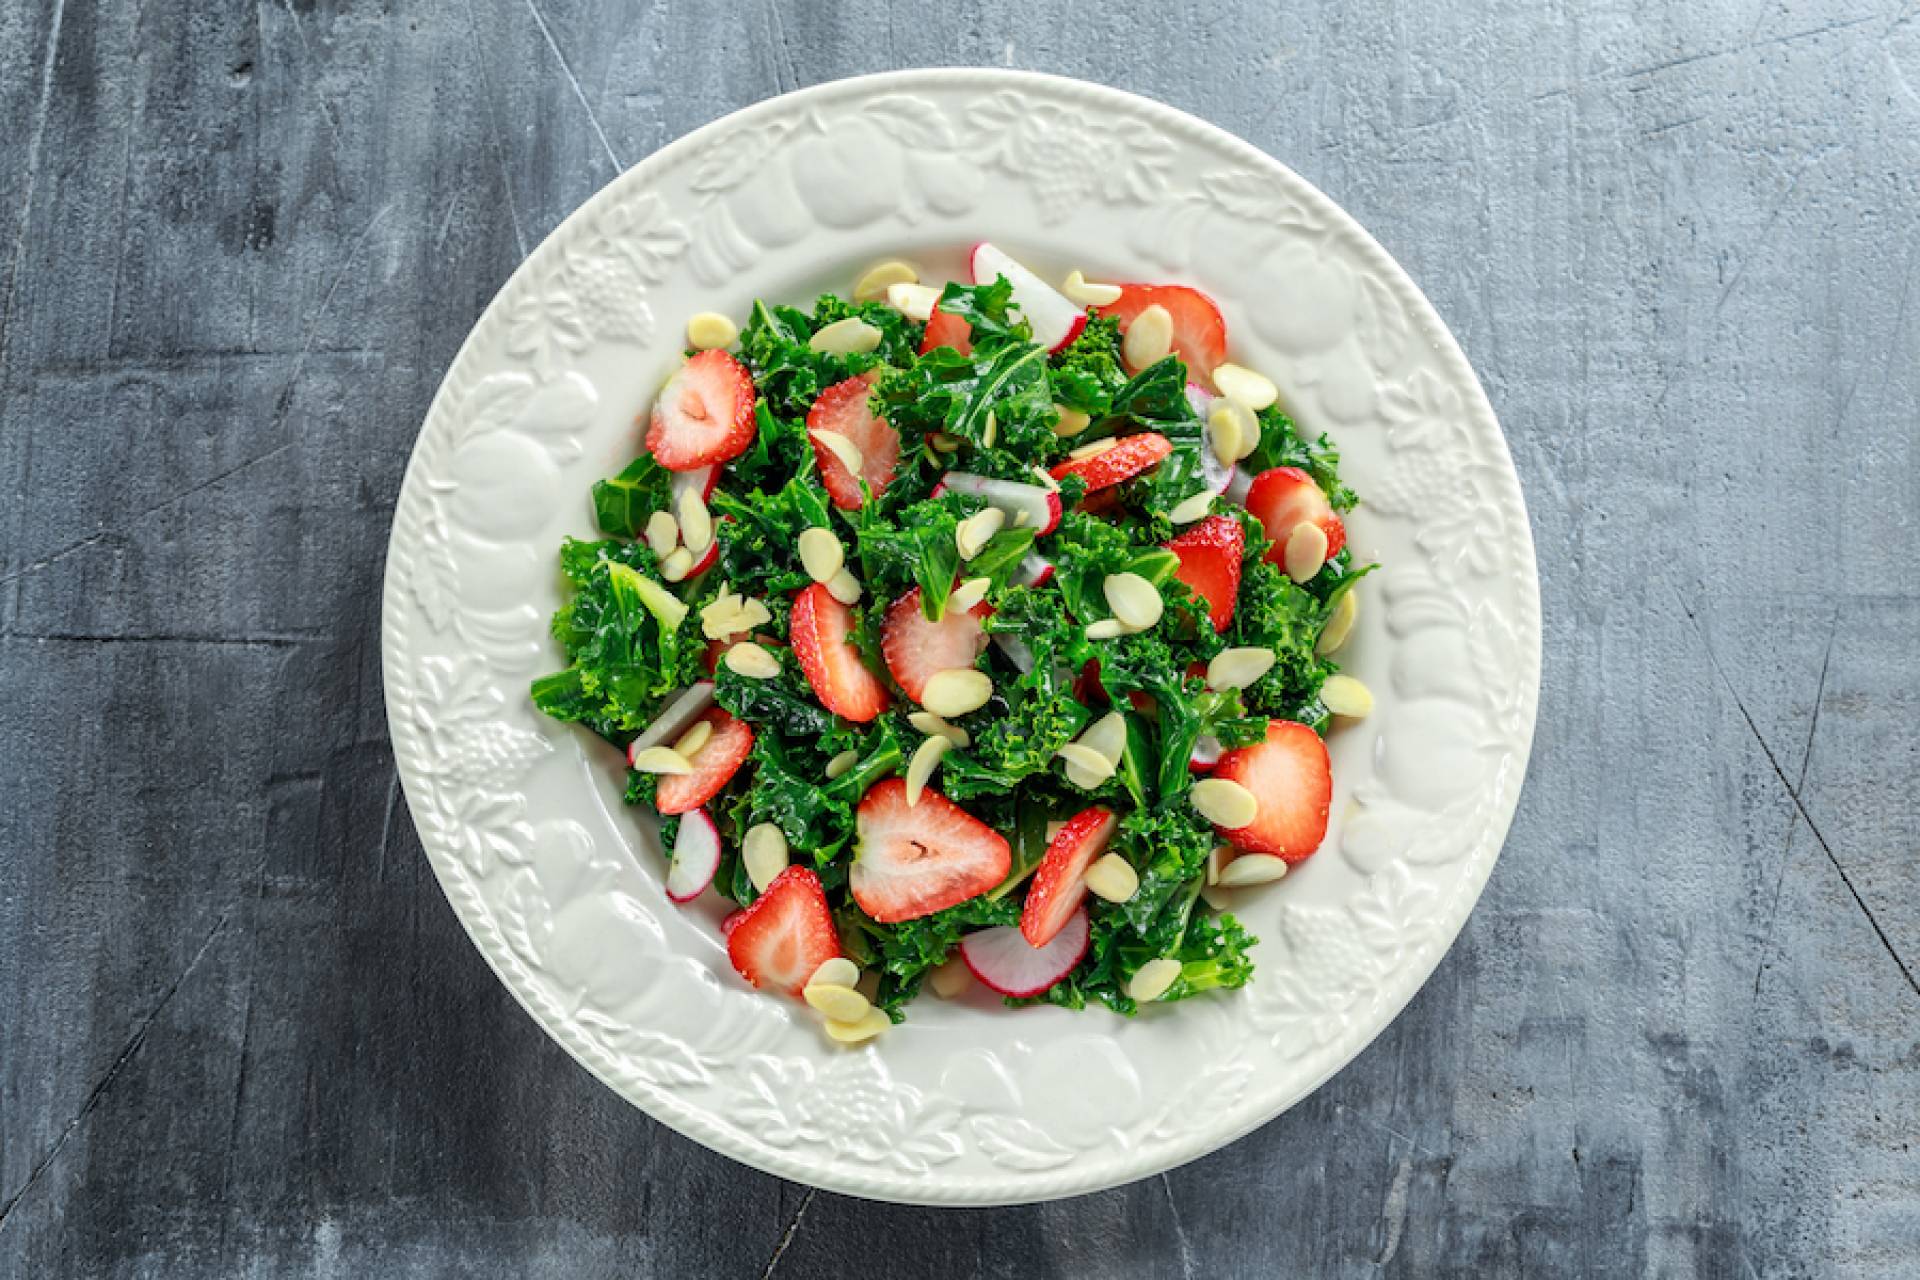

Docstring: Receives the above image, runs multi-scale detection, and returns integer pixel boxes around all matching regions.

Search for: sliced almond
[955,508,1006,560]
[823,1007,890,1044]
[1122,304,1174,368]
[1213,362,1279,411]
[808,957,860,991]
[1210,398,1259,464]
[1052,405,1092,437]
[1191,777,1258,829]
[1067,436,1118,461]
[826,568,863,605]
[1320,673,1374,719]
[686,311,739,351]
[825,749,860,780]
[1056,742,1116,780]
[1063,758,1110,791]
[1029,465,1061,492]
[677,486,714,556]
[1084,853,1140,903]
[928,431,962,453]
[1077,711,1128,766]
[724,642,781,679]
[853,259,918,302]
[1205,845,1232,886]
[1103,572,1163,631]
[808,316,883,356]
[1217,853,1289,887]
[804,983,871,1022]
[659,547,695,582]
[948,577,992,614]
[699,601,746,641]
[735,597,773,631]
[798,527,845,584]
[810,428,865,478]
[643,511,680,557]
[920,668,992,718]
[908,711,971,748]
[1061,270,1123,307]
[928,958,972,998]
[905,734,951,806]
[629,746,692,776]
[1168,490,1214,525]
[1127,957,1182,1003]
[981,409,998,449]
[671,719,713,761]
[886,281,940,321]
[1207,646,1278,691]
[1284,521,1330,584]
[742,822,790,891]
[1084,618,1132,641]
[1317,590,1359,656]
[1199,881,1235,912]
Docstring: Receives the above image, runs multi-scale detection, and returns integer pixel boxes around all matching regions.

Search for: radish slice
[960,907,1090,997]
[1014,552,1054,587]
[665,807,722,903]
[1224,467,1253,506]
[970,243,1089,353]
[1189,734,1224,772]
[1202,446,1237,496]
[993,633,1036,674]
[627,682,717,761]
[938,471,1062,535]
[684,517,727,579]
[1185,382,1214,418]
[672,464,719,505]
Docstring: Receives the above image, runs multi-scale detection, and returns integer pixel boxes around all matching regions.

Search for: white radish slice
[1189,734,1224,773]
[960,907,1090,998]
[627,682,717,763]
[685,526,721,578]
[671,465,719,505]
[1224,467,1254,506]
[1202,447,1237,496]
[665,807,722,903]
[969,242,1089,353]
[993,634,1036,675]
[1185,382,1215,418]
[1013,552,1054,587]
[938,471,1063,535]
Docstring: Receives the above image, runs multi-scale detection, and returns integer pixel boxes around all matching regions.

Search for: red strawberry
[790,583,890,722]
[646,350,757,471]
[920,305,974,356]
[1048,432,1173,492]
[1244,466,1347,566]
[655,708,755,815]
[725,865,841,998]
[852,778,1012,923]
[1098,284,1229,387]
[1210,719,1332,863]
[807,372,901,510]
[1166,515,1245,632]
[1020,806,1119,947]
[881,587,993,702]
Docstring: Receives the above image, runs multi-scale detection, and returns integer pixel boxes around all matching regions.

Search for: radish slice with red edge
[1189,735,1224,772]
[1224,468,1253,506]
[969,243,1089,354]
[1185,382,1214,418]
[1202,445,1236,495]
[1014,552,1054,587]
[959,906,1091,997]
[627,682,717,761]
[671,465,719,506]
[665,807,721,903]
[937,472,1062,535]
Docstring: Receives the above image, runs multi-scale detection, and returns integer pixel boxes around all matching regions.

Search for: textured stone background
[2,1,1917,1276]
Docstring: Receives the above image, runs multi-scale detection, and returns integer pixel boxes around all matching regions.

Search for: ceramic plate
[381,69,1540,1205]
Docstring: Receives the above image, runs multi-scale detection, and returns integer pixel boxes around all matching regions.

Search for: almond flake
[677,486,713,556]
[948,577,991,614]
[1122,304,1174,369]
[853,259,918,302]
[1103,572,1163,631]
[1209,399,1258,465]
[808,957,859,991]
[908,711,970,748]
[904,734,951,806]
[823,1007,890,1044]
[981,409,998,449]
[1056,742,1116,780]
[1029,465,1061,492]
[644,510,680,557]
[671,719,713,761]
[1213,362,1279,411]
[686,311,739,351]
[742,823,790,891]
[1084,853,1140,903]
[1191,777,1258,829]
[1284,521,1330,583]
[928,959,972,998]
[1084,618,1132,641]
[1319,673,1375,719]
[1206,646,1278,691]
[928,431,962,453]
[955,508,1006,560]
[826,568,863,604]
[628,746,692,776]
[1052,405,1092,437]
[1077,711,1128,765]
[798,527,844,584]
[808,316,883,355]
[810,428,864,477]
[1061,270,1124,307]
[804,983,871,1022]
[1067,436,1118,461]
[1127,957,1181,1003]
[1063,758,1109,791]
[886,281,940,321]
[659,547,695,582]
[1168,490,1214,525]
[1217,853,1289,887]
[920,668,992,718]
[824,749,860,780]
[724,642,781,679]
[1316,590,1359,656]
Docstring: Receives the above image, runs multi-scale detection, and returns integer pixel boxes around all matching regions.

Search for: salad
[531,243,1371,1045]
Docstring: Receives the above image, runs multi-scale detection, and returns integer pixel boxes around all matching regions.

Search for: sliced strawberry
[1020,806,1119,946]
[725,865,841,998]
[1244,466,1347,565]
[720,909,746,937]
[1166,515,1245,632]
[654,708,754,815]
[1209,719,1332,863]
[1048,433,1173,492]
[1098,284,1229,387]
[881,587,992,702]
[852,778,1011,923]
[646,350,757,471]
[790,583,890,722]
[807,372,900,510]
[920,305,974,356]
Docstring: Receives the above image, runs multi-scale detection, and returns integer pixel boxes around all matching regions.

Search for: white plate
[381,69,1540,1205]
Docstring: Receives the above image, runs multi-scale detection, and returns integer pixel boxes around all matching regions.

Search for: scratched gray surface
[2,0,1917,1275]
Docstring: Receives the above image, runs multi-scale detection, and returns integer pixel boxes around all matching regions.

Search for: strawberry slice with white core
[1244,466,1347,565]
[1048,432,1173,492]
[960,907,1091,998]
[655,708,755,816]
[646,349,757,471]
[852,778,1012,923]
[969,242,1089,353]
[627,682,718,759]
[665,807,722,903]
[1210,719,1332,863]
[726,865,842,998]
[671,464,720,506]
[1098,284,1229,387]
[1014,552,1055,587]
[807,371,901,511]
[1020,806,1119,947]
[881,586,993,702]
[937,472,1062,535]
[791,583,890,722]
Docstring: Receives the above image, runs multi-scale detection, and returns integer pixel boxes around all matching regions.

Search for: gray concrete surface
[2,0,1917,1275]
